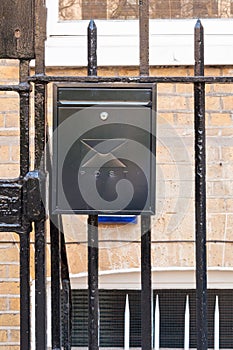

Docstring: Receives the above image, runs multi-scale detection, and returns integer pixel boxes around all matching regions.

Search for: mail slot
[52,83,156,215]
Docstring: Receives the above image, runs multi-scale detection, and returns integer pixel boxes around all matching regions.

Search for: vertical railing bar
[62,280,71,350]
[35,0,47,76]
[46,122,62,349]
[19,59,30,177]
[194,19,208,350]
[141,215,152,350]
[184,295,190,350]
[50,217,62,349]
[19,59,31,350]
[34,81,47,170]
[139,1,151,348]
[98,304,100,347]
[34,1,47,349]
[154,294,160,350]
[87,20,99,350]
[60,216,72,350]
[20,232,31,350]
[214,296,219,350]
[34,81,47,350]
[124,294,130,350]
[88,214,99,350]
[139,0,149,75]
[34,219,47,350]
[151,292,154,349]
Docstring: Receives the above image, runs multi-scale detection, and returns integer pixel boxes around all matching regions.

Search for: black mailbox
[52,83,156,215]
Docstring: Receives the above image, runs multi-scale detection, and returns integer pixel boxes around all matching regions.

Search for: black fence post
[141,215,152,350]
[50,216,62,349]
[194,19,208,350]
[139,0,149,76]
[88,214,99,350]
[87,19,99,350]
[19,59,31,350]
[139,1,152,349]
[34,1,47,349]
[60,217,72,350]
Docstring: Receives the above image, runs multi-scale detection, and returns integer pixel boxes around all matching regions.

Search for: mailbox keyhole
[100,111,108,121]
[95,170,100,178]
[14,29,21,38]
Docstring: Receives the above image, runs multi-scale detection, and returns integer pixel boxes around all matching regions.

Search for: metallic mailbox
[52,83,156,215]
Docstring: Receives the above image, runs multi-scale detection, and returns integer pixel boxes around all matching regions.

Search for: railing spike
[195,18,203,29]
[88,19,97,76]
[88,19,97,30]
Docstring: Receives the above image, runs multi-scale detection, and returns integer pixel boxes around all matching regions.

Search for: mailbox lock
[100,111,109,121]
[94,170,100,178]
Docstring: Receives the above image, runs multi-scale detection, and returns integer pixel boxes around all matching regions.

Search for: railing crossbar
[29,75,233,84]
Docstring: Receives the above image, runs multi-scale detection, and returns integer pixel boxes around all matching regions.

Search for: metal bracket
[0,180,23,232]
[0,170,46,233]
[23,170,46,222]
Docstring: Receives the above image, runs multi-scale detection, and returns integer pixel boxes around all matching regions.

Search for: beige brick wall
[1,61,233,345]
[0,59,27,348]
[0,233,20,348]
[0,60,20,180]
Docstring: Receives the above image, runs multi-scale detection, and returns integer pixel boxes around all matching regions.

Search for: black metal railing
[1,0,233,349]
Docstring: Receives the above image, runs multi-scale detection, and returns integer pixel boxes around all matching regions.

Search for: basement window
[46,0,233,66]
[64,289,233,348]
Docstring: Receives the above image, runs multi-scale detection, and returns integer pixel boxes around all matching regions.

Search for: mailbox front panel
[52,84,156,215]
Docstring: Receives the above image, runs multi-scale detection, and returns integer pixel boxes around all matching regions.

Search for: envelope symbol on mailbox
[80,139,127,168]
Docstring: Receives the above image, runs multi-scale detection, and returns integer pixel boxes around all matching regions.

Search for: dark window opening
[63,289,233,348]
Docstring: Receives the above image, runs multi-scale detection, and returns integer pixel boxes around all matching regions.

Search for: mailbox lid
[57,85,153,106]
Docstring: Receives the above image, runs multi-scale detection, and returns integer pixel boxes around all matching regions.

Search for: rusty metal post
[50,216,62,349]
[139,1,152,349]
[194,19,208,350]
[88,214,99,350]
[60,216,72,350]
[19,59,31,350]
[34,1,47,349]
[87,20,99,350]
[139,0,149,75]
[88,20,97,76]
[141,215,152,350]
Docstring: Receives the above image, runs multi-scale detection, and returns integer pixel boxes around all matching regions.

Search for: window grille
[64,289,233,348]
